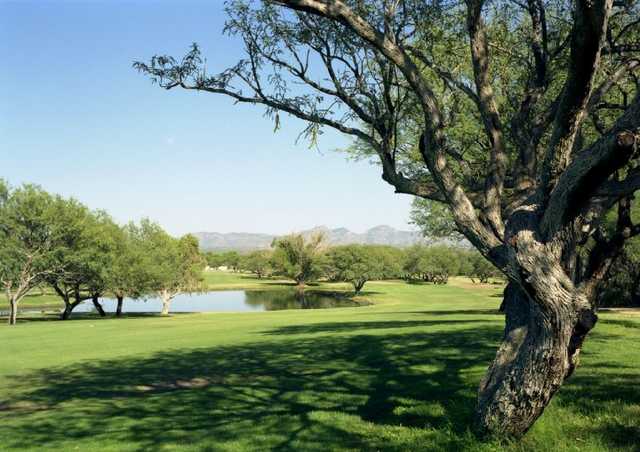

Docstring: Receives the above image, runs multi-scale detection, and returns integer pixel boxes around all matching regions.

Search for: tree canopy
[327,244,385,293]
[271,233,326,285]
[0,183,62,324]
[139,220,205,315]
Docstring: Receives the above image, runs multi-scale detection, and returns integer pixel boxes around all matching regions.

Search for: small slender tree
[139,220,205,315]
[327,245,384,293]
[243,249,274,278]
[105,223,152,317]
[84,211,122,317]
[0,183,60,325]
[271,233,326,286]
[46,200,116,320]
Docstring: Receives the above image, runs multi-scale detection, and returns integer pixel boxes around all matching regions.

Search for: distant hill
[193,225,427,251]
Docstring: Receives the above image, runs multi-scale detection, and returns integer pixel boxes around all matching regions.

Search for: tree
[243,249,273,278]
[403,245,460,284]
[271,233,326,286]
[467,250,499,284]
[139,220,205,315]
[373,245,405,280]
[204,252,225,269]
[46,201,118,320]
[598,237,640,306]
[84,212,122,318]
[105,223,152,317]
[136,0,640,437]
[0,183,59,325]
[593,196,640,306]
[327,245,384,293]
[222,251,241,271]
[410,198,463,241]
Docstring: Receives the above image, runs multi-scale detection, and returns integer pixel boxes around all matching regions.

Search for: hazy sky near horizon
[0,0,415,236]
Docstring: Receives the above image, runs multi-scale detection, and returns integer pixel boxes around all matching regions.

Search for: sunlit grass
[0,273,638,451]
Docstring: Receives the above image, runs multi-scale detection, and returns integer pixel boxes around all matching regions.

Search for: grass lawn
[1,273,638,451]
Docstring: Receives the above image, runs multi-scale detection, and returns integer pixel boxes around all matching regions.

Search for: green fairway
[1,274,638,451]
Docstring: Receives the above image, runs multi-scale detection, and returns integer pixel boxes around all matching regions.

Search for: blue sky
[0,0,414,236]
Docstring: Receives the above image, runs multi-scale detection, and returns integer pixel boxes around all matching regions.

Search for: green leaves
[326,244,385,293]
[409,198,463,240]
[271,233,326,285]
[136,221,205,297]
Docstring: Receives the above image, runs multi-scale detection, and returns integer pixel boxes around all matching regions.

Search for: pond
[72,289,368,314]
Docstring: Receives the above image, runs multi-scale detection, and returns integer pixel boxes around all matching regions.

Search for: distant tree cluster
[205,233,500,294]
[595,197,640,308]
[0,181,204,325]
[205,250,241,271]
[402,244,500,285]
[598,238,640,307]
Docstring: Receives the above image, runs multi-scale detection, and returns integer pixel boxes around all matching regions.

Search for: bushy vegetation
[1,180,502,325]
[0,181,203,324]
[205,234,501,294]
[271,233,327,286]
[326,244,385,294]
[598,237,640,307]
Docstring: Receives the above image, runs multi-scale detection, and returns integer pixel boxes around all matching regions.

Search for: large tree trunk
[8,297,18,326]
[92,295,106,317]
[116,296,124,317]
[475,282,597,437]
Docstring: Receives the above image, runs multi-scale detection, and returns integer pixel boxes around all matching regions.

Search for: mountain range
[193,225,427,251]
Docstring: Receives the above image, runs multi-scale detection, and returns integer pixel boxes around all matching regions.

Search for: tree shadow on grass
[262,319,492,336]
[395,310,503,317]
[555,361,640,449]
[1,319,636,451]
[550,326,640,450]
[0,323,502,451]
[0,312,195,324]
[597,317,640,330]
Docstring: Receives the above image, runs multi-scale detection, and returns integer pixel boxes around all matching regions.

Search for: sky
[0,0,415,236]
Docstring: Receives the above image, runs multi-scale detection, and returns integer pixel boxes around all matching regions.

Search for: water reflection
[244,290,364,310]
[70,289,366,314]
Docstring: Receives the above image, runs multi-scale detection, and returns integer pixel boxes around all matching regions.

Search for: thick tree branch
[541,94,640,237]
[272,0,503,255]
[540,0,613,195]
[589,58,640,110]
[466,0,507,238]
[510,0,549,190]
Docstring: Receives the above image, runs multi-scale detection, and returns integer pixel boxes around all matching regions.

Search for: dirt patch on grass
[134,377,217,392]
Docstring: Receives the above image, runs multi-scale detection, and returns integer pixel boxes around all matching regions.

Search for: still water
[73,289,367,314]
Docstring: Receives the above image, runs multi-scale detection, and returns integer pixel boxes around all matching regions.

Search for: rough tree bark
[476,280,597,436]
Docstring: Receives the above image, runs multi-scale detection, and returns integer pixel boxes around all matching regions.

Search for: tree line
[205,234,500,294]
[0,181,204,325]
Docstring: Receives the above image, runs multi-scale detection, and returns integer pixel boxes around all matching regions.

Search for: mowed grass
[1,273,639,451]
